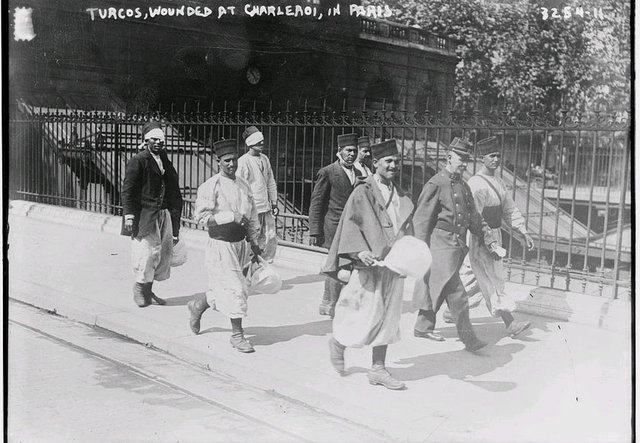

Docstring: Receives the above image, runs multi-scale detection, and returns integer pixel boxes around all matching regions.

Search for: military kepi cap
[357,136,371,149]
[448,137,472,159]
[371,139,398,160]
[141,121,165,141]
[477,136,500,156]
[213,139,237,158]
[337,133,358,148]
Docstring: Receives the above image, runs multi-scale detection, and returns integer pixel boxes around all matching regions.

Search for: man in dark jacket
[412,137,500,351]
[121,121,183,307]
[308,133,358,316]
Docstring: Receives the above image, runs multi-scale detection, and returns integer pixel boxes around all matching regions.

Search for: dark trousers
[414,273,480,346]
[320,277,343,308]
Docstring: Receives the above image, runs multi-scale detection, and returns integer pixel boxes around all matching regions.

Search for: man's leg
[367,345,405,390]
[130,224,162,307]
[319,277,342,317]
[445,276,487,352]
[259,211,278,262]
[414,274,445,341]
[230,317,254,353]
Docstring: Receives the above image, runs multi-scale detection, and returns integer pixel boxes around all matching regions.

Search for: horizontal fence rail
[9,101,631,299]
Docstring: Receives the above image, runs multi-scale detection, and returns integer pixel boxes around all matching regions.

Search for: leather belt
[435,221,467,236]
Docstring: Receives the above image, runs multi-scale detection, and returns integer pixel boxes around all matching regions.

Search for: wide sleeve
[121,156,142,217]
[266,158,278,206]
[412,182,439,246]
[503,191,527,234]
[308,168,330,237]
[246,194,261,244]
[193,180,216,227]
[236,156,250,182]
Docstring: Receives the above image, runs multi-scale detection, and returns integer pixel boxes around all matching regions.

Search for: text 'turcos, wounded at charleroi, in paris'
[86,3,394,21]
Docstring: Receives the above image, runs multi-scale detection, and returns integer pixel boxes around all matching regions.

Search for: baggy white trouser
[468,229,516,316]
[333,268,404,348]
[204,238,251,319]
[131,209,173,283]
[257,211,278,262]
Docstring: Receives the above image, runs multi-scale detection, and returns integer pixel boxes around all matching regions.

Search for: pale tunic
[466,172,527,315]
[237,153,278,260]
[194,174,259,318]
[333,177,406,348]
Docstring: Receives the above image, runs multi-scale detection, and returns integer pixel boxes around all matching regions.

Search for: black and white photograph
[6,0,632,441]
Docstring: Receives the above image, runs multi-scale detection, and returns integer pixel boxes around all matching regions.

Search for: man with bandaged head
[121,121,183,307]
[237,126,279,262]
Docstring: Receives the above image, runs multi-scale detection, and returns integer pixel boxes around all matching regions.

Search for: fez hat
[379,236,432,279]
[371,139,398,160]
[337,133,358,148]
[141,121,165,141]
[448,137,473,159]
[477,136,500,156]
[357,136,371,149]
[242,126,264,147]
[213,139,237,158]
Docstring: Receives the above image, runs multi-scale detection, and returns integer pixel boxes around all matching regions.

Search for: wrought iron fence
[9,100,631,298]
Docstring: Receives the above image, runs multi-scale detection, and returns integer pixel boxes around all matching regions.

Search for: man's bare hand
[124,218,134,231]
[357,250,377,266]
[524,233,534,251]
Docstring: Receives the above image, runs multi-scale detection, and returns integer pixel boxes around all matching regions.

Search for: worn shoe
[133,282,151,307]
[187,294,210,335]
[319,303,335,318]
[507,321,531,338]
[328,337,345,374]
[414,330,445,342]
[230,335,255,353]
[443,309,455,324]
[367,368,406,390]
[465,339,488,352]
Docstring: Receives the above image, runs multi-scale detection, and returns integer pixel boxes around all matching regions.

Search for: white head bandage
[245,131,264,147]
[144,127,165,141]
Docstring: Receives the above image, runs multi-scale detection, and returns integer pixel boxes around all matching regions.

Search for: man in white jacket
[237,126,279,262]
[464,136,535,337]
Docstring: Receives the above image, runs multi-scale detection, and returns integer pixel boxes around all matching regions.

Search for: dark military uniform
[412,169,497,346]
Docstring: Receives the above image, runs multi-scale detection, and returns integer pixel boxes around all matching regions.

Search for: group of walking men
[121,121,534,389]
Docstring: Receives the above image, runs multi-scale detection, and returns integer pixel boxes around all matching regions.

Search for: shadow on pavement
[244,320,332,346]
[280,273,326,290]
[392,342,526,390]
[164,293,202,307]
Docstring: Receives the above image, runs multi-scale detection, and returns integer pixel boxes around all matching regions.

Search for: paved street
[8,212,633,442]
[8,301,387,442]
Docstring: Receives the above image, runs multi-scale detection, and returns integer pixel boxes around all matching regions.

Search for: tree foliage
[364,0,630,116]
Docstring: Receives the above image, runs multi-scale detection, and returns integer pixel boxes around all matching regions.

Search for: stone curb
[8,278,396,441]
[9,200,630,333]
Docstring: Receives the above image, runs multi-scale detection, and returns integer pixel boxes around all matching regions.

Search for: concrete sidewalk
[7,202,633,442]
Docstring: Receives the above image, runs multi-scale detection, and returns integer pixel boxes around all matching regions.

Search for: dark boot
[319,278,339,317]
[133,282,151,307]
[146,282,166,305]
[187,293,210,335]
[230,318,254,353]
[456,309,487,352]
